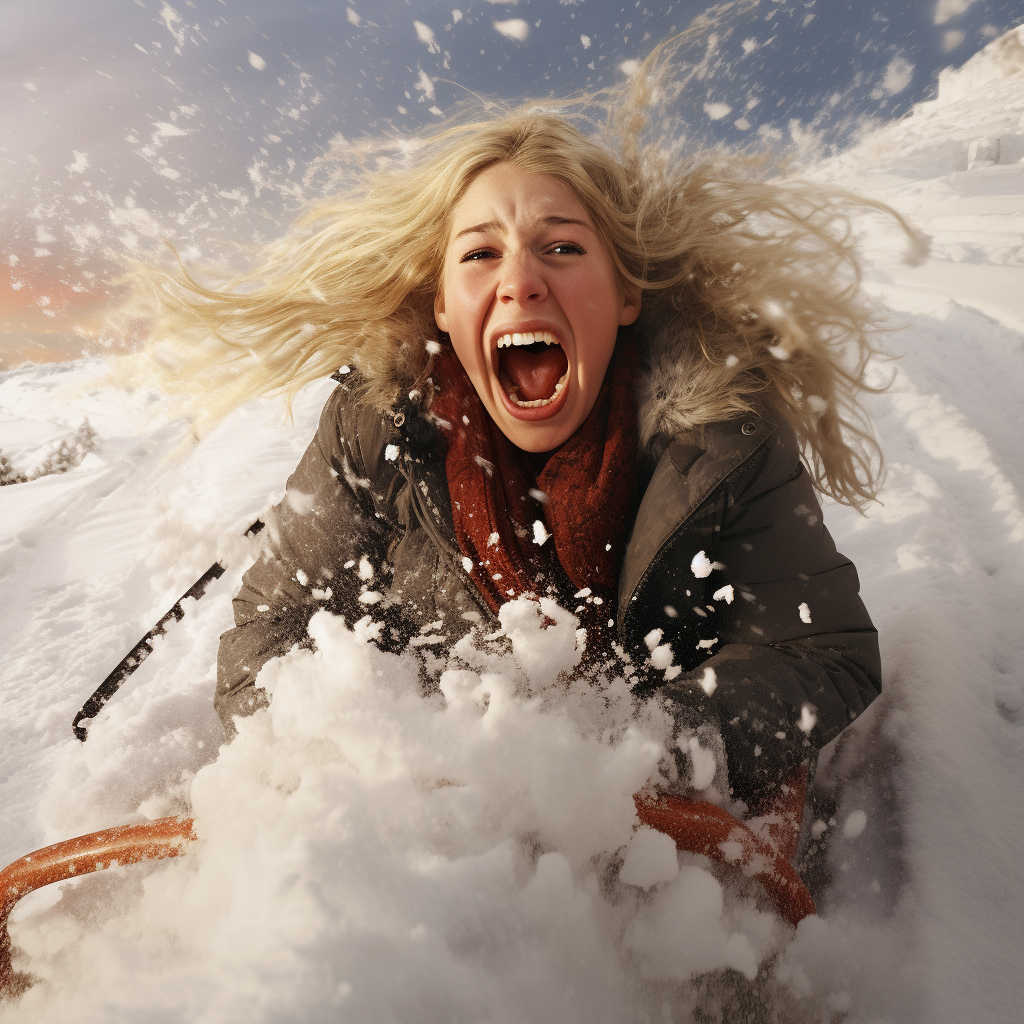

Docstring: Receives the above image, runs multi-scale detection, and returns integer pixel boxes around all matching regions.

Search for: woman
[125,100,909,812]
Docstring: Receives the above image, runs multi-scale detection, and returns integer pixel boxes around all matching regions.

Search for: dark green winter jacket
[216,373,880,805]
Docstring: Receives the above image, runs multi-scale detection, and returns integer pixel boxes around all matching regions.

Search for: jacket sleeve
[655,425,881,807]
[215,384,401,736]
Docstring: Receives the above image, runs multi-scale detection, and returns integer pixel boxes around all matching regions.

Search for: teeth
[496,330,558,349]
[508,370,570,408]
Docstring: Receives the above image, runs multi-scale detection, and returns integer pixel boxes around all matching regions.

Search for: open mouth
[496,331,570,408]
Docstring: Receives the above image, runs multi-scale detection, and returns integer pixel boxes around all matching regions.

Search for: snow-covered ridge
[818,22,1024,179]
[932,23,1024,107]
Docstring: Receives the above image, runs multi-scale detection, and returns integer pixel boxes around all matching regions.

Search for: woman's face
[434,161,640,452]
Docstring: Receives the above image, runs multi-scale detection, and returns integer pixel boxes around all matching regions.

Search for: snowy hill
[1,26,1023,1024]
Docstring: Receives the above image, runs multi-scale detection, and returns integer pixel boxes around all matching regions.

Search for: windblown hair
[112,38,925,508]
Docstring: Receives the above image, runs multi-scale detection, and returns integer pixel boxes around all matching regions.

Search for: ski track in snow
[2,32,1024,1024]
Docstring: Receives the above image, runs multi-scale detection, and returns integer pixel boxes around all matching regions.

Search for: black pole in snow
[72,520,264,741]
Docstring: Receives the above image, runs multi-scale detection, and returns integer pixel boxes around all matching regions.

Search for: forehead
[449,162,592,236]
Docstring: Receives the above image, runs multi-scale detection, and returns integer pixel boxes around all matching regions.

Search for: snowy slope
[2,28,1023,1024]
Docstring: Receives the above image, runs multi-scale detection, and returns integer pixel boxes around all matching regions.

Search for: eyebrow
[452,215,591,241]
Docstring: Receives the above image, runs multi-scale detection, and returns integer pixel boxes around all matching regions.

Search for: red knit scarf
[431,344,637,631]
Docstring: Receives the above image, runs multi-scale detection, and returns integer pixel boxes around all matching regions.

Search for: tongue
[501,344,569,402]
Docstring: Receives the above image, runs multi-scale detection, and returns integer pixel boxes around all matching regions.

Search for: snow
[1,25,1024,1024]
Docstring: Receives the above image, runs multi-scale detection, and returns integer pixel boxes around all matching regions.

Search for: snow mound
[1,602,879,1023]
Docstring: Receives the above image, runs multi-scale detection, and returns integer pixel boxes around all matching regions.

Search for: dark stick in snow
[71,520,264,741]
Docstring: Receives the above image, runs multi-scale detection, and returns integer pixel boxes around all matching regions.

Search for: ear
[433,289,449,333]
[618,281,641,327]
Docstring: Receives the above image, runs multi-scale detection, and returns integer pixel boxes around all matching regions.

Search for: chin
[496,413,579,453]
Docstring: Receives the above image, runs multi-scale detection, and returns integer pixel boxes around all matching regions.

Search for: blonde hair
[112,40,924,508]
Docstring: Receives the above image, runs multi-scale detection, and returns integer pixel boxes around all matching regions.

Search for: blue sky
[2,0,1023,357]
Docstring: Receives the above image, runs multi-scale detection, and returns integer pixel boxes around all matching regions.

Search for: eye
[459,248,498,263]
[547,241,586,256]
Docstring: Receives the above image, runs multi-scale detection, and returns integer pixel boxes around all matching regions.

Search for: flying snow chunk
[159,3,186,46]
[880,56,914,95]
[414,21,440,53]
[798,704,817,735]
[248,51,267,70]
[532,519,551,546]
[699,667,717,696]
[581,34,591,49]
[713,585,734,604]
[943,30,965,52]
[806,394,828,417]
[685,736,717,790]
[644,628,663,652]
[619,59,640,77]
[619,828,679,888]
[703,102,732,120]
[651,645,674,670]
[691,550,725,578]
[152,121,189,139]
[67,151,89,174]
[384,444,399,462]
[414,68,435,101]
[934,0,979,26]
[461,556,474,574]
[346,8,361,26]
[741,38,757,54]
[798,602,812,624]
[358,557,374,582]
[843,810,868,839]
[494,18,529,41]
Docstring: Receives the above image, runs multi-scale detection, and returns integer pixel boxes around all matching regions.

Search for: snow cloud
[943,30,966,51]
[934,0,980,25]
[247,51,266,70]
[346,8,361,26]
[494,18,529,42]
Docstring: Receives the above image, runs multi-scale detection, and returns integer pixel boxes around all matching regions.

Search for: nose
[499,249,548,305]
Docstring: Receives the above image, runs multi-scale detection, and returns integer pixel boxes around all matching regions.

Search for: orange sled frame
[0,767,813,996]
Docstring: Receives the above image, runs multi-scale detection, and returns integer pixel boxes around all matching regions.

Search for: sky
[2,0,1023,367]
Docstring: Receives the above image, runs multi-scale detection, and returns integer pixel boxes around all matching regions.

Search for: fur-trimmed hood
[633,315,766,450]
